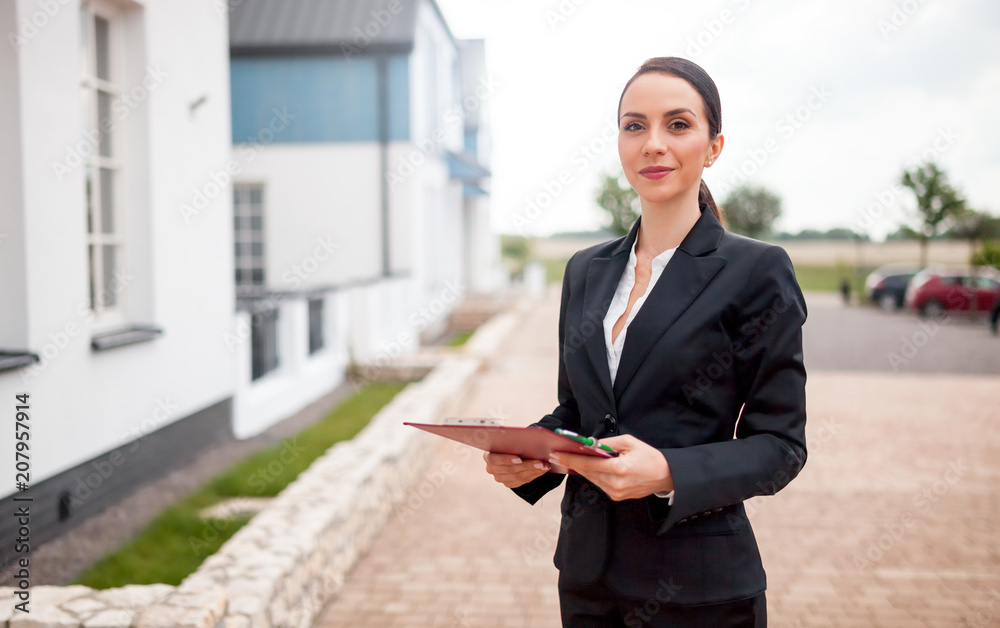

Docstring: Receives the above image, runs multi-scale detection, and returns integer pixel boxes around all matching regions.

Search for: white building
[0,0,237,547]
[226,0,497,437]
[0,0,495,549]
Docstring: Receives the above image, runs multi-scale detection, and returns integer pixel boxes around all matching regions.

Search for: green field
[792,264,867,297]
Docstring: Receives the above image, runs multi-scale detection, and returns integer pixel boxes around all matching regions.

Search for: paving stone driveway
[316,289,1000,627]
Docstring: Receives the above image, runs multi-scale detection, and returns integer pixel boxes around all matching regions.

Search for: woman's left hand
[548,434,673,501]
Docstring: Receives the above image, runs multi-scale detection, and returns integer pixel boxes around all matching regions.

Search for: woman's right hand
[484,452,550,488]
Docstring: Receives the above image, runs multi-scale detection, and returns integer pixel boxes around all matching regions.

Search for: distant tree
[972,241,1000,271]
[793,229,826,240]
[500,234,532,278]
[945,207,1000,261]
[779,227,864,241]
[825,227,867,240]
[721,184,782,239]
[885,225,922,241]
[899,162,967,268]
[595,171,638,237]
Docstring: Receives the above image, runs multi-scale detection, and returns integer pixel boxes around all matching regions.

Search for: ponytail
[699,179,724,227]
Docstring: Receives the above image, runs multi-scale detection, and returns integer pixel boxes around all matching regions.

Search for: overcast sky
[435,0,1000,241]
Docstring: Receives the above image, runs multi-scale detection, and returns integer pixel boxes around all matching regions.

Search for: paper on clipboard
[403,419,616,475]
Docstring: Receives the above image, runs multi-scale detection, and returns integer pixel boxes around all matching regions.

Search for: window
[81,4,125,317]
[308,298,324,354]
[234,184,265,289]
[250,305,279,380]
[970,277,999,290]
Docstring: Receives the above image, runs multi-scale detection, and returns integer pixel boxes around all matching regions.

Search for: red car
[904,267,1000,318]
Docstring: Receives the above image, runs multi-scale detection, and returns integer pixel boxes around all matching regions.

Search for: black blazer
[512,202,808,606]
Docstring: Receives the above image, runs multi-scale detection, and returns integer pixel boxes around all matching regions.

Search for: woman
[484,57,808,627]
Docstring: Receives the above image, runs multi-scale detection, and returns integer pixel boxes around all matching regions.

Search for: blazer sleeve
[511,252,583,505]
[652,244,808,532]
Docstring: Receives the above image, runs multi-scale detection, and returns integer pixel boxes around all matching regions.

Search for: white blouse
[602,233,677,504]
[603,237,677,385]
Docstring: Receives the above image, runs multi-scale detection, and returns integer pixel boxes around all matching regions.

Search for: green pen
[555,428,618,456]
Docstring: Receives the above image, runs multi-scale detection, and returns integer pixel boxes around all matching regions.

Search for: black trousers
[558,570,766,628]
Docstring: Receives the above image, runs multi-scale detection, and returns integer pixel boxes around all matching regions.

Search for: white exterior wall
[229,278,427,439]
[466,194,502,294]
[466,72,502,295]
[231,291,350,439]
[230,142,423,375]
[456,38,502,295]
[233,143,384,288]
[405,0,467,334]
[0,0,28,348]
[344,276,421,364]
[0,0,235,496]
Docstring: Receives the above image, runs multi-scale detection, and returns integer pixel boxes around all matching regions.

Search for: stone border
[0,298,528,627]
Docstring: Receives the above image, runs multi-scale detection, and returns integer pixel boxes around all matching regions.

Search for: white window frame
[81,0,127,326]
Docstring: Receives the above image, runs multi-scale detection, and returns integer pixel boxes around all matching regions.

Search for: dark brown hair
[618,57,723,224]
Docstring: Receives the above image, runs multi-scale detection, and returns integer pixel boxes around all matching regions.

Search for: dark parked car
[904,267,1000,318]
[865,262,923,311]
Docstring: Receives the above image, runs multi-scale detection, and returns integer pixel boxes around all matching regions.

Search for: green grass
[447,330,474,347]
[790,264,845,292]
[792,264,868,302]
[73,381,408,588]
[543,258,569,286]
[72,500,253,589]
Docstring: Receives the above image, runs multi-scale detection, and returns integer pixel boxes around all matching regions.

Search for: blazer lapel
[581,219,641,406]
[611,205,727,400]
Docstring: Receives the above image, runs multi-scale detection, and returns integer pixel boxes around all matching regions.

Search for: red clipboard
[403,419,615,475]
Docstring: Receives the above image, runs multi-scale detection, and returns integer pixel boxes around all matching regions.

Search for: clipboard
[403,419,616,475]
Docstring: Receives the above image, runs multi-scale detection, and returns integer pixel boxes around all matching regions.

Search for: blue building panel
[387,55,410,142]
[231,55,410,144]
[463,128,478,157]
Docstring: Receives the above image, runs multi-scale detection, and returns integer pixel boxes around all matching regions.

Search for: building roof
[229,0,453,56]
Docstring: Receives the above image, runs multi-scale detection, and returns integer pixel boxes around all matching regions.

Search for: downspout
[377,53,390,277]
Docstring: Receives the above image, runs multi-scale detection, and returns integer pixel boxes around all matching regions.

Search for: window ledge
[0,351,40,373]
[91,324,163,351]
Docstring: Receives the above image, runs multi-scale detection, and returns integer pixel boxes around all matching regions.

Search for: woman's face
[618,73,723,207]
